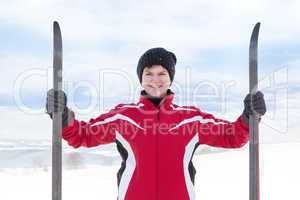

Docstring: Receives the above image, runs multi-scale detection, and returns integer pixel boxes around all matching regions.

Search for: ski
[249,22,261,200]
[52,21,63,200]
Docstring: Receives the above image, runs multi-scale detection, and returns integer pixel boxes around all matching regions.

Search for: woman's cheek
[162,79,171,87]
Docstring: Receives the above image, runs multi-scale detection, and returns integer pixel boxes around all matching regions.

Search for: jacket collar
[139,89,174,110]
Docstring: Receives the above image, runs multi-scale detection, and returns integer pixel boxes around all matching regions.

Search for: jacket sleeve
[62,105,121,148]
[197,109,249,149]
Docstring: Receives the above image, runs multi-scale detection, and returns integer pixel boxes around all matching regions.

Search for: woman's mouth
[148,84,163,89]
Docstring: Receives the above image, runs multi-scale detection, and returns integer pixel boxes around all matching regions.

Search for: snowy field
[0,141,299,200]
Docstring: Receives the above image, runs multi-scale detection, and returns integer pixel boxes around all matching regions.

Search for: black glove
[46,89,74,128]
[242,91,266,125]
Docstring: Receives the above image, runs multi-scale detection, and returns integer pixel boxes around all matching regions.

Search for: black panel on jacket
[189,142,200,184]
[116,140,128,187]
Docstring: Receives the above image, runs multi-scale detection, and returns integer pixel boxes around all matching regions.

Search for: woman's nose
[150,75,161,82]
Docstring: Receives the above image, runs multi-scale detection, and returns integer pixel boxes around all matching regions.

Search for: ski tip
[251,22,261,41]
[53,21,62,36]
[53,21,59,28]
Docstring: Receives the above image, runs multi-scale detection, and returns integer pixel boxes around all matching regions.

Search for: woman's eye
[145,73,166,76]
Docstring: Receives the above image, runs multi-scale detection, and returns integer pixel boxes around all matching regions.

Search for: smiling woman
[46,47,266,200]
[137,47,176,100]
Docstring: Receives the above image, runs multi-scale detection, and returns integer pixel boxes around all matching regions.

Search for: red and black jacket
[62,89,249,200]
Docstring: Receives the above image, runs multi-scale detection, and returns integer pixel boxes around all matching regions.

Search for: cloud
[1,0,300,47]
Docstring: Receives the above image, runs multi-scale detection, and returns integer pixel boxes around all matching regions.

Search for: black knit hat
[137,47,176,84]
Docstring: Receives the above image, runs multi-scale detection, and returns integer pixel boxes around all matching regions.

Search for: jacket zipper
[156,107,160,200]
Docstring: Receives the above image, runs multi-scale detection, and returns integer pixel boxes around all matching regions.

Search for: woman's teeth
[151,85,162,88]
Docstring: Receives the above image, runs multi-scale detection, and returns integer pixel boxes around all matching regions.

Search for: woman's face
[142,65,171,98]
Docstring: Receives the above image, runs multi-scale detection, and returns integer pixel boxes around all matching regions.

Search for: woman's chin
[146,89,166,98]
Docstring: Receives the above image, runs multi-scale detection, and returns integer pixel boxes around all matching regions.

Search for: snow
[195,143,300,199]
[0,142,299,200]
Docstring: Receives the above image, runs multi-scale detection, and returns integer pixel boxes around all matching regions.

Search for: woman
[46,47,266,200]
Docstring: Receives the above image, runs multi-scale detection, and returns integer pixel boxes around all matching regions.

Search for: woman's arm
[197,91,266,149]
[46,88,121,149]
[197,111,249,149]
[62,106,120,148]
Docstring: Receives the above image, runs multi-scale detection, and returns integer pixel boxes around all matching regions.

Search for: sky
[0,0,300,143]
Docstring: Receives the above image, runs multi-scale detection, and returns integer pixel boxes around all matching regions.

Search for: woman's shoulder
[114,102,143,109]
[171,103,200,112]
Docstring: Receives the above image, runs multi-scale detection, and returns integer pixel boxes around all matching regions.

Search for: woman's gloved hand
[46,88,74,128]
[242,91,266,125]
